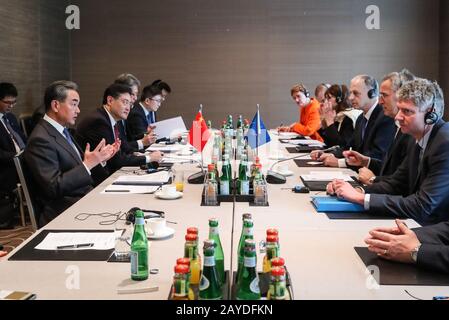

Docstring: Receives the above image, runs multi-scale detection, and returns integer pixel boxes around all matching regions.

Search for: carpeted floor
[0,224,35,255]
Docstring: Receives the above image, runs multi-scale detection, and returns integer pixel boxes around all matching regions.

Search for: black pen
[105,190,130,193]
[57,243,94,250]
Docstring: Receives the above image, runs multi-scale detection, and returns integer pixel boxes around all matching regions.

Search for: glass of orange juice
[174,169,184,192]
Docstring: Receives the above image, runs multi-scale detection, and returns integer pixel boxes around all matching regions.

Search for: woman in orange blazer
[278,84,323,142]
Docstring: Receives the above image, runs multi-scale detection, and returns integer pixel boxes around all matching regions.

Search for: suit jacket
[369,129,414,178]
[75,107,146,175]
[118,121,139,153]
[0,113,27,193]
[24,119,94,226]
[127,104,150,141]
[413,222,449,274]
[366,120,449,225]
[319,116,354,149]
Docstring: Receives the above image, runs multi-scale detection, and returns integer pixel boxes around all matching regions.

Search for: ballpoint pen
[57,243,94,250]
[105,190,130,193]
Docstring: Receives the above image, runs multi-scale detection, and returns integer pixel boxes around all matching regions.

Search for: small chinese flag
[188,111,211,152]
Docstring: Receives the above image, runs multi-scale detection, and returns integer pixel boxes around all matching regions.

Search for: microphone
[266,145,339,184]
[155,136,182,144]
[163,156,206,184]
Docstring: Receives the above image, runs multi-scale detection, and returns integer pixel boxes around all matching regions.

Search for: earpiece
[424,104,438,125]
[336,85,343,104]
[367,79,379,99]
[125,207,165,224]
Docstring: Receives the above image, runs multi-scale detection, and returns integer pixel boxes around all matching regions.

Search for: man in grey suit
[365,219,449,274]
[24,81,118,227]
[328,79,449,226]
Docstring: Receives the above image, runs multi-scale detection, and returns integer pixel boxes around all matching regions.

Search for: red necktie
[114,123,120,141]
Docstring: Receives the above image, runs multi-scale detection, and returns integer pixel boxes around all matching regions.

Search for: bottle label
[220,181,229,195]
[250,277,260,294]
[243,228,253,236]
[199,275,210,291]
[204,255,215,267]
[130,251,138,275]
[209,227,219,236]
[244,256,256,267]
[240,181,249,195]
[135,218,145,225]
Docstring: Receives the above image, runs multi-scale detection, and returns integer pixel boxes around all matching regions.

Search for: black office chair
[13,151,40,231]
[19,113,34,138]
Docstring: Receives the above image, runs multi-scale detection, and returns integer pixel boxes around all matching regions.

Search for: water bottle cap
[176,258,190,266]
[209,218,219,227]
[175,264,189,274]
[271,257,285,267]
[186,227,198,235]
[271,266,285,276]
[185,233,197,241]
[266,235,279,243]
[267,228,279,236]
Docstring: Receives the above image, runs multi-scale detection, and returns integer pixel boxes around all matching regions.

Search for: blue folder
[311,196,365,212]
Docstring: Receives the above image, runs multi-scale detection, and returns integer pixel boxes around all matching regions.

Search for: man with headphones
[277,83,324,142]
[328,79,449,226]
[313,74,396,167]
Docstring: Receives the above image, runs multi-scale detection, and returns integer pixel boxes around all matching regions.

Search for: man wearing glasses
[127,84,163,142]
[76,83,162,177]
[0,83,26,229]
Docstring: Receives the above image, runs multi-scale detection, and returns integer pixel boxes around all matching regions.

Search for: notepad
[311,196,365,212]
[113,171,170,186]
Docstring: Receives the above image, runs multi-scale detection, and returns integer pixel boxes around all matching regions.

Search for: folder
[311,196,365,212]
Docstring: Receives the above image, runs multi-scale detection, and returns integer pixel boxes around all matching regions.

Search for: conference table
[0,132,447,300]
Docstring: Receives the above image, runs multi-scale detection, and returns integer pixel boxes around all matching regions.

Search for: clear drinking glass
[114,219,132,260]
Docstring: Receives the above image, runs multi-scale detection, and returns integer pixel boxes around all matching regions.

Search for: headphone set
[125,207,165,224]
[299,85,310,98]
[335,85,343,104]
[424,100,438,125]
[367,79,379,99]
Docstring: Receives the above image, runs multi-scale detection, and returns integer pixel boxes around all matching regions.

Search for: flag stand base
[188,171,206,184]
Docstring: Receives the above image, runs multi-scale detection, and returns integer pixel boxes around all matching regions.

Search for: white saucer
[155,190,183,200]
[273,170,294,177]
[147,227,175,240]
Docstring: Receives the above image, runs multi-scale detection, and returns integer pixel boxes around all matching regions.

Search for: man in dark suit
[328,79,449,225]
[76,84,162,177]
[312,75,396,168]
[365,219,449,274]
[24,81,118,227]
[127,84,163,141]
[343,70,415,185]
[0,83,27,229]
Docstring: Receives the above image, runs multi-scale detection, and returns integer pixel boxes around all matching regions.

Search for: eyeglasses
[119,98,132,107]
[1,100,17,106]
[151,98,163,104]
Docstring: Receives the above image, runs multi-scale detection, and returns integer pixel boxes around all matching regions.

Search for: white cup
[162,185,177,197]
[148,217,167,236]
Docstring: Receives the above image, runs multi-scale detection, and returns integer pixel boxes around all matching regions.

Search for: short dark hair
[0,82,18,100]
[102,83,133,105]
[114,73,141,88]
[151,79,171,94]
[44,81,79,112]
[140,85,162,102]
[325,84,352,113]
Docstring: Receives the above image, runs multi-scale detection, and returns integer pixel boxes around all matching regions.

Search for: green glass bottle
[199,239,223,300]
[235,218,254,285]
[209,218,225,284]
[237,115,243,129]
[236,239,260,300]
[238,156,250,195]
[130,210,149,281]
[220,154,232,196]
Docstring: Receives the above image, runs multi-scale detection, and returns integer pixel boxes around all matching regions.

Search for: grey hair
[352,75,378,94]
[44,80,79,111]
[114,73,141,88]
[382,69,416,92]
[397,78,442,114]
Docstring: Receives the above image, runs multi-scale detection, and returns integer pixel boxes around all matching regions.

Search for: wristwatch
[368,176,376,184]
[411,244,422,263]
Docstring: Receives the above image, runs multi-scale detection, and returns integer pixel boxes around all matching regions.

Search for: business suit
[369,129,414,179]
[0,112,26,225]
[0,113,26,192]
[24,119,94,227]
[76,107,146,175]
[366,120,449,225]
[127,103,154,141]
[319,116,355,149]
[413,221,449,274]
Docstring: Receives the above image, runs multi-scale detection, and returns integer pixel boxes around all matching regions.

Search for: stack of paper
[35,232,116,251]
[113,171,170,186]
[301,171,354,182]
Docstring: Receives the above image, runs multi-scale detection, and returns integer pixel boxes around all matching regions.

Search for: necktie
[63,128,81,160]
[114,123,120,141]
[147,113,155,125]
[360,116,368,142]
[3,115,26,150]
